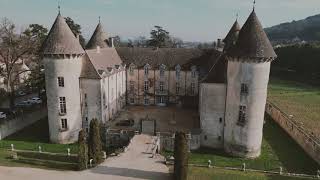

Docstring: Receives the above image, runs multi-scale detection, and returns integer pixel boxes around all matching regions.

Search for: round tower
[42,12,85,144]
[223,10,277,158]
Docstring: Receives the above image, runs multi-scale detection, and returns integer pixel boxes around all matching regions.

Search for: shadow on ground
[90,166,172,180]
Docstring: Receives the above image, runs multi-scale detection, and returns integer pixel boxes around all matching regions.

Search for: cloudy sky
[0,0,319,42]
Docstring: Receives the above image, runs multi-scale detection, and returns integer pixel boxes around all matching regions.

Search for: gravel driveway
[0,134,172,180]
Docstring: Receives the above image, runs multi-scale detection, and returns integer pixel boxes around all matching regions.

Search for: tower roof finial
[253,0,256,11]
[58,0,61,14]
[236,12,239,21]
[99,16,101,23]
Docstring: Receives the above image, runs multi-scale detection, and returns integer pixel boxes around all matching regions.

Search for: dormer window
[160,64,166,77]
[191,66,197,78]
[129,64,134,75]
[144,64,150,76]
[175,65,181,79]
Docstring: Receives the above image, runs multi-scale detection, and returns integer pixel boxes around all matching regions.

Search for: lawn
[188,167,313,180]
[164,116,320,175]
[268,78,320,136]
[0,118,78,170]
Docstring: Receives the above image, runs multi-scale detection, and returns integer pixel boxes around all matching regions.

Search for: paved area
[111,105,199,132]
[0,135,172,180]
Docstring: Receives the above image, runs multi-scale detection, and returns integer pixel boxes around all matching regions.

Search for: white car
[0,112,6,119]
[29,97,42,104]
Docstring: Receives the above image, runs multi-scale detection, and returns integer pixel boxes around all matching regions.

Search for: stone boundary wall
[158,132,201,152]
[265,101,320,165]
[0,108,47,140]
[165,160,320,179]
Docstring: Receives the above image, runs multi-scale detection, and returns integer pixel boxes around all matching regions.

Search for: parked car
[29,97,42,104]
[15,101,32,107]
[17,91,26,96]
[0,112,6,119]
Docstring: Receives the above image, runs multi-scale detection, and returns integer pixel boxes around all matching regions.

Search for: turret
[223,20,241,53]
[42,12,85,144]
[223,10,277,158]
[86,20,110,49]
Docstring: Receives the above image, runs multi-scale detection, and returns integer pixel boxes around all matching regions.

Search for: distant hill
[265,14,320,44]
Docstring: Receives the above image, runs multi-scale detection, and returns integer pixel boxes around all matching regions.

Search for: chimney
[109,37,114,48]
[96,46,101,53]
[217,39,222,48]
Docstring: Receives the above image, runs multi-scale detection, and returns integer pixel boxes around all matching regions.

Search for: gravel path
[0,134,172,180]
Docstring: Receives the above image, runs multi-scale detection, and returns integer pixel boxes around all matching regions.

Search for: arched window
[129,64,135,76]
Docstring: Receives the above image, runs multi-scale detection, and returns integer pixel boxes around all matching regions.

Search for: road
[0,135,172,180]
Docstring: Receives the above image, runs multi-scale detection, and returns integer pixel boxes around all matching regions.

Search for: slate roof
[42,13,84,55]
[86,48,123,70]
[223,20,241,52]
[80,54,101,79]
[228,10,277,60]
[86,23,109,49]
[116,47,207,69]
[203,55,227,83]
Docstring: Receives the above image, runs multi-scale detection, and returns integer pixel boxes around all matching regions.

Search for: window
[176,82,180,94]
[241,83,249,95]
[144,80,149,91]
[129,65,134,75]
[238,105,247,126]
[191,71,196,78]
[219,118,223,123]
[61,119,68,130]
[204,135,207,140]
[84,93,88,107]
[144,96,149,105]
[58,77,64,87]
[103,92,106,106]
[175,65,181,79]
[191,82,196,95]
[59,97,67,114]
[144,65,149,76]
[130,81,134,92]
[130,98,134,104]
[159,81,164,92]
[160,65,165,77]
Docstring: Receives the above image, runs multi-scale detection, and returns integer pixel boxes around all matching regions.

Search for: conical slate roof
[228,11,276,59]
[223,20,241,52]
[86,23,109,49]
[42,13,84,55]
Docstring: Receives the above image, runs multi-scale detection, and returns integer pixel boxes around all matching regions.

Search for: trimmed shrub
[78,129,88,170]
[174,132,189,180]
[88,119,103,165]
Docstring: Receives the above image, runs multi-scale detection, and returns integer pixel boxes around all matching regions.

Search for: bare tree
[0,18,38,108]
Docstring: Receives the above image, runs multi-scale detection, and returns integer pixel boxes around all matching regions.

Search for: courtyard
[110,105,199,133]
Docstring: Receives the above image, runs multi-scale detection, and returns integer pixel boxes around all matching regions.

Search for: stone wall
[158,132,201,152]
[0,108,47,140]
[199,83,226,149]
[266,101,320,165]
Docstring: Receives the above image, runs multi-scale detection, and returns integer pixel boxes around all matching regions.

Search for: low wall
[0,108,47,140]
[266,101,320,165]
[158,131,201,152]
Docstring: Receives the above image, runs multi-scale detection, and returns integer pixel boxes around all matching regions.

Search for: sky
[0,0,320,42]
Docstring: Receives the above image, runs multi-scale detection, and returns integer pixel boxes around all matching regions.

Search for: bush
[78,129,88,170]
[88,119,103,165]
[174,132,189,180]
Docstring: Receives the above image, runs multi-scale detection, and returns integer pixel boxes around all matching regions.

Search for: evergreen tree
[174,132,189,180]
[78,129,88,170]
[88,119,103,165]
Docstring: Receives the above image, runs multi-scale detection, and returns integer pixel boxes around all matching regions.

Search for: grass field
[164,116,320,175]
[268,78,320,136]
[0,118,78,170]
